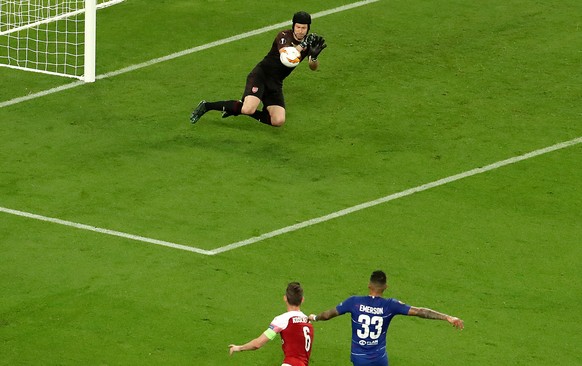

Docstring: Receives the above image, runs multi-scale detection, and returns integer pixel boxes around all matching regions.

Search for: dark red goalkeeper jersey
[255,29,309,81]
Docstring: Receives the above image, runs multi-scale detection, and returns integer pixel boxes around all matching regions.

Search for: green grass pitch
[1,0,581,364]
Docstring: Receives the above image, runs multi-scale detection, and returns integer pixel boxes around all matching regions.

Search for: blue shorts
[352,353,388,366]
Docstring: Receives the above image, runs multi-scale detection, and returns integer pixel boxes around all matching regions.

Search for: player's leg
[241,95,261,115]
[241,92,275,125]
[191,67,261,124]
[260,84,286,127]
[198,72,258,120]
[190,99,243,124]
[211,69,263,119]
[239,67,266,117]
[207,100,242,116]
[266,105,286,127]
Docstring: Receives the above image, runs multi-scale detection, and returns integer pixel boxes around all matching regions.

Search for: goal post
[0,0,124,82]
[84,0,96,82]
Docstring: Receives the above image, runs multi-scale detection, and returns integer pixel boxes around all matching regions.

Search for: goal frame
[0,0,124,82]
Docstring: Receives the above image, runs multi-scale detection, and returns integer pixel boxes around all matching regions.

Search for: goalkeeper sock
[206,100,242,115]
[249,109,272,125]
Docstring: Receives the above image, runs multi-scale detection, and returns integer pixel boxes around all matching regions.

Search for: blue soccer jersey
[336,296,411,365]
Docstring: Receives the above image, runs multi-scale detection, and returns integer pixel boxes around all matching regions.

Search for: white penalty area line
[209,136,582,254]
[1,136,580,255]
[0,0,380,109]
[0,206,214,255]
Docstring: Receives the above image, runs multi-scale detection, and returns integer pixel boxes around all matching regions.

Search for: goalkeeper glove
[309,36,327,61]
[299,33,317,49]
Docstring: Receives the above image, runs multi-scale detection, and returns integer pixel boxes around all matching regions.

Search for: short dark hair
[286,282,304,306]
[370,270,387,285]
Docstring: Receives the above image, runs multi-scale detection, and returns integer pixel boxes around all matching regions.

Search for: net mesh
[0,0,121,79]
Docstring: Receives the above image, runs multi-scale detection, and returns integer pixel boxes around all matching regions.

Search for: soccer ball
[280,46,301,68]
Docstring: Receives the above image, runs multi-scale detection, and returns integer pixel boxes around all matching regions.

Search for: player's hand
[309,36,327,60]
[447,316,464,330]
[228,344,240,355]
[308,314,317,322]
[307,34,322,48]
[299,33,317,49]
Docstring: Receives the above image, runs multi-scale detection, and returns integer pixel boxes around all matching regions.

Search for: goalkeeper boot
[190,100,208,124]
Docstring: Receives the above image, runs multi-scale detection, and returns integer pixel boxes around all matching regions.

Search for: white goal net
[0,0,124,82]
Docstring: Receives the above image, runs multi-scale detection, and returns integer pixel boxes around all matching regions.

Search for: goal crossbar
[0,0,124,36]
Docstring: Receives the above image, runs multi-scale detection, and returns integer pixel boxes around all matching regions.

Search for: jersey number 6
[303,326,312,351]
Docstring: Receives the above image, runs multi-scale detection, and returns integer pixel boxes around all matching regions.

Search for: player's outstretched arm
[308,35,327,71]
[308,58,319,71]
[408,306,464,330]
[228,333,271,355]
[309,307,340,322]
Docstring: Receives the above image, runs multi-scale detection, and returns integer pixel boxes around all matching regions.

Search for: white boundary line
[0,206,213,255]
[0,0,380,109]
[1,136,580,255]
[208,136,582,255]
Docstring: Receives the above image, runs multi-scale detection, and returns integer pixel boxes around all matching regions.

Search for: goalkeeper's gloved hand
[299,33,317,49]
[309,36,327,61]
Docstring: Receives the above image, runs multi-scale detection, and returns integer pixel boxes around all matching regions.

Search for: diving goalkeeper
[190,11,327,127]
